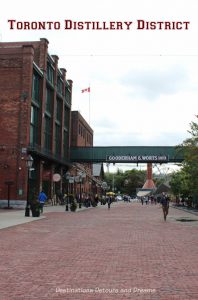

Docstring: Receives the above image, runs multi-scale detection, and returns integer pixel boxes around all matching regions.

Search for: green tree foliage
[104,169,146,195]
[172,116,198,206]
[123,170,146,195]
[153,174,168,187]
[182,116,198,203]
[169,170,190,198]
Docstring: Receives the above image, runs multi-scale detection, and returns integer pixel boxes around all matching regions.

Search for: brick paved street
[0,202,198,300]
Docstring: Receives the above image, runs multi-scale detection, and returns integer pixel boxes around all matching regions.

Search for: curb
[171,205,198,216]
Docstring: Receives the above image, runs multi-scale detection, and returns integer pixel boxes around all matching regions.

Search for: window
[30,105,39,145]
[56,98,62,123]
[64,105,69,130]
[44,116,52,152]
[55,123,61,156]
[63,129,69,158]
[32,73,40,103]
[63,106,70,158]
[46,63,54,85]
[65,82,71,106]
[90,136,93,145]
[46,88,53,114]
[57,76,63,95]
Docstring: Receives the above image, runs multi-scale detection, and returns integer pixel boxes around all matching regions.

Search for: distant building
[70,111,94,196]
[0,39,72,207]
[92,163,104,195]
[71,111,93,148]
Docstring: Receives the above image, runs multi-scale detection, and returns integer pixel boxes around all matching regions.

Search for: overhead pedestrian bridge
[70,146,184,163]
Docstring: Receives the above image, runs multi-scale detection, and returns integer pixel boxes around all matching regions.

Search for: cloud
[94,128,191,147]
[121,64,189,99]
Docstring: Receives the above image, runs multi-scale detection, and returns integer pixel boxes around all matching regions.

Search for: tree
[169,170,190,198]
[104,168,146,195]
[123,169,146,195]
[178,116,198,207]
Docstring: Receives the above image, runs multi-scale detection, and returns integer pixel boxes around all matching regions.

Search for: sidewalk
[171,204,198,216]
[0,202,198,300]
[0,204,92,230]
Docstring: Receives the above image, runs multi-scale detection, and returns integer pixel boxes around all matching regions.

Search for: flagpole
[89,84,91,124]
[81,86,91,124]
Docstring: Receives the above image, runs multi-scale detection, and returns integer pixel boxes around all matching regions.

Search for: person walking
[145,196,149,205]
[107,196,112,210]
[161,193,170,221]
[38,191,47,213]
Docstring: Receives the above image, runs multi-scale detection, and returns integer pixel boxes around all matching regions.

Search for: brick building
[0,38,72,207]
[70,111,94,197]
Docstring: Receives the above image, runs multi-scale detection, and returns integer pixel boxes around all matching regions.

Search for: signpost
[52,173,61,205]
[53,173,61,182]
[4,181,14,209]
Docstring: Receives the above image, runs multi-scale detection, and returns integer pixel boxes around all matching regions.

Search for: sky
[1,0,198,173]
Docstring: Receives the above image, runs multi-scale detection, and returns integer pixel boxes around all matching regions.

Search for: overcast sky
[1,0,198,172]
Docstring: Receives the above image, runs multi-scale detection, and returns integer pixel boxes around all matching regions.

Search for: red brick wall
[71,111,93,147]
[70,111,94,195]
[0,45,34,201]
[0,39,72,204]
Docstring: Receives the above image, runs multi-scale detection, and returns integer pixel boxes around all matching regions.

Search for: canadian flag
[81,87,90,93]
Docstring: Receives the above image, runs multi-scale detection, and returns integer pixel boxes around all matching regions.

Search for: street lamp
[78,172,86,209]
[25,154,33,217]
[65,171,70,211]
[112,173,115,192]
[101,181,108,193]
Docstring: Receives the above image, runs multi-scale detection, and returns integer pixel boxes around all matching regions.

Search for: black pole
[79,180,82,209]
[7,184,10,208]
[4,181,14,209]
[25,169,30,217]
[65,180,69,211]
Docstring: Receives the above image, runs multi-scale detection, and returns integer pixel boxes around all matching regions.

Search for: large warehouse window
[30,105,39,145]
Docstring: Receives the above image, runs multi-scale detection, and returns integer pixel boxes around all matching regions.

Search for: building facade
[70,111,94,197]
[0,38,72,207]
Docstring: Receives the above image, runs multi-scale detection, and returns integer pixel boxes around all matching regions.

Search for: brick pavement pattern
[0,202,198,300]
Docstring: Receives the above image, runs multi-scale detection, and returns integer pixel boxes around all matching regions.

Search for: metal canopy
[137,190,152,197]
[70,146,184,163]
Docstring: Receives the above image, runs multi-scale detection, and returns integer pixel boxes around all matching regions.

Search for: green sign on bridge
[70,146,184,163]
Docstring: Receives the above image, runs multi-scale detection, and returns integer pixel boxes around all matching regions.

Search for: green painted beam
[70,146,184,163]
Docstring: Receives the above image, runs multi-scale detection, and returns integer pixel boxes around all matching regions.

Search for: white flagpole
[88,84,91,125]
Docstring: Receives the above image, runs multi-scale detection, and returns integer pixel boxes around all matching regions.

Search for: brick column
[142,163,156,189]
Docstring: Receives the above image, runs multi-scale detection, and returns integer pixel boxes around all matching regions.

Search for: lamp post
[101,181,108,194]
[101,181,108,205]
[78,172,86,209]
[25,155,33,217]
[65,171,70,211]
[79,178,82,209]
[77,171,86,208]
[4,181,14,209]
